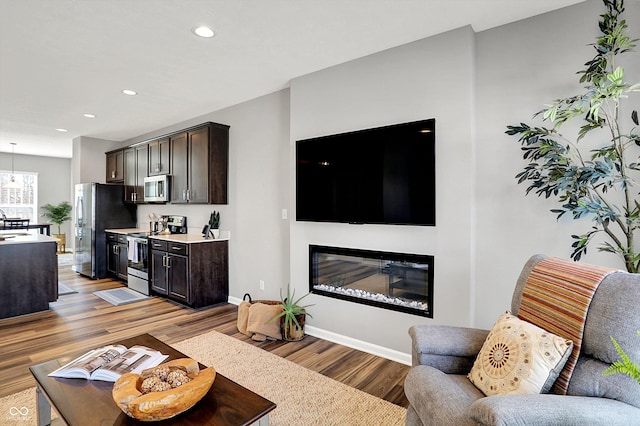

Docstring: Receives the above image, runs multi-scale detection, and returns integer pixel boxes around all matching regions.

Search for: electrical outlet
[259,280,265,291]
[281,209,288,219]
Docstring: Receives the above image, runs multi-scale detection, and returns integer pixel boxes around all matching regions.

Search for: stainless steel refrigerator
[72,183,137,279]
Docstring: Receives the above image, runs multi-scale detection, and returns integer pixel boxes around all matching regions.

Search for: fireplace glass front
[309,245,433,317]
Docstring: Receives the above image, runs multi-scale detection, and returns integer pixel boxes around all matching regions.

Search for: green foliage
[603,331,640,384]
[269,285,314,334]
[40,201,72,234]
[506,0,640,272]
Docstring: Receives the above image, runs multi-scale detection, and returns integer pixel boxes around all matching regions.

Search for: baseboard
[227,296,412,366]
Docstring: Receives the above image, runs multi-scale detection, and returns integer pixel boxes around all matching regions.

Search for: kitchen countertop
[104,228,148,235]
[0,231,57,245]
[149,233,229,244]
[105,228,229,243]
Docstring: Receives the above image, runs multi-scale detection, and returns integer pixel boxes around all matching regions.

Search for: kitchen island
[0,231,58,319]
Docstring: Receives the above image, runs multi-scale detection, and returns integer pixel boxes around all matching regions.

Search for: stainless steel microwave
[144,175,170,203]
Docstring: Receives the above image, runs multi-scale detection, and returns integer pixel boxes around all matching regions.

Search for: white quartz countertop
[149,233,229,244]
[105,228,229,244]
[104,228,148,235]
[0,231,57,245]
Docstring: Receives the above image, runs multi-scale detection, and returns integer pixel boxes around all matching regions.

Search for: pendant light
[4,143,22,189]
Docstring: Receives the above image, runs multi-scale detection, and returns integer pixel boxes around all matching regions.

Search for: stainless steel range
[126,232,150,295]
[126,215,187,295]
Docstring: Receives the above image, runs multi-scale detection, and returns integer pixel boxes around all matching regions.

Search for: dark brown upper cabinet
[105,122,229,205]
[170,123,229,204]
[106,149,124,183]
[148,137,170,176]
[124,144,148,204]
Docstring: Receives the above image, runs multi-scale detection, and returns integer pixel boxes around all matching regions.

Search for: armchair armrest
[469,394,640,426]
[409,325,489,373]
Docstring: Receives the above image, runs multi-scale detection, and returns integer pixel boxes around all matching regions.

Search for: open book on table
[48,345,169,382]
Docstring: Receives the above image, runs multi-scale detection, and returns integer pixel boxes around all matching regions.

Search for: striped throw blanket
[517,257,617,394]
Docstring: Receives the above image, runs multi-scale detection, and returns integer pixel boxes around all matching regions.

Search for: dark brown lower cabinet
[106,232,128,281]
[150,239,228,308]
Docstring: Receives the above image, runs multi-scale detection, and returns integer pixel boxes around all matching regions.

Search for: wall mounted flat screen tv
[296,118,435,226]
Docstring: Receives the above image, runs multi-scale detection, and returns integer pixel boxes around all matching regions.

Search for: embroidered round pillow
[468,311,573,395]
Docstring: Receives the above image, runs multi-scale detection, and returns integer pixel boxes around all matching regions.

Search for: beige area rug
[0,331,406,425]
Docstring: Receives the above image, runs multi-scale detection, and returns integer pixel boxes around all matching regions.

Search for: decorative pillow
[468,311,573,396]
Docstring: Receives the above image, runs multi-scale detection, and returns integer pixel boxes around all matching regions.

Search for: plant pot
[280,313,306,341]
[212,229,220,239]
[53,233,66,253]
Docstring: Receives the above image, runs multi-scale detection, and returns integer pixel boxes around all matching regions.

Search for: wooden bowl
[112,358,215,421]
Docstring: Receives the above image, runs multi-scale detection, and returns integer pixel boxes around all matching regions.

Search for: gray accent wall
[290,26,477,352]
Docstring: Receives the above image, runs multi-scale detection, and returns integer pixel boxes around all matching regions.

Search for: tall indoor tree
[506,0,640,272]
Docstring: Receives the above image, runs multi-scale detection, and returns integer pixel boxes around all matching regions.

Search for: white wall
[474,0,640,329]
[290,26,477,354]
[0,152,72,236]
[131,90,291,303]
[72,136,122,186]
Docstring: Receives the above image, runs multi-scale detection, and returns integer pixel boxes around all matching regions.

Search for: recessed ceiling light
[55,128,68,132]
[192,26,215,38]
[122,89,137,96]
[83,113,96,118]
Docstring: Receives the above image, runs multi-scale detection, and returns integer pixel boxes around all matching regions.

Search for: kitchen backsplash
[137,204,232,235]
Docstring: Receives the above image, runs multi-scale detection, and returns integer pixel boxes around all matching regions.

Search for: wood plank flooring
[0,264,410,407]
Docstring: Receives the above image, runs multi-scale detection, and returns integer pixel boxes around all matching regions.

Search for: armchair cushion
[469,394,640,426]
[405,365,483,426]
[409,325,489,373]
[468,312,573,396]
[581,271,640,365]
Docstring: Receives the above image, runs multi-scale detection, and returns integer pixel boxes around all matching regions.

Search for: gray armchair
[404,254,640,425]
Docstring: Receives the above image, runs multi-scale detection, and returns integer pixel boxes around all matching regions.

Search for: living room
[77,0,639,358]
[2,0,638,357]
[1,0,639,422]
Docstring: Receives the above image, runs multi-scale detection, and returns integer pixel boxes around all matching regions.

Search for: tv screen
[296,118,435,226]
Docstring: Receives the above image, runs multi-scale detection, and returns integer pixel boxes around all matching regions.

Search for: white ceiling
[0,0,585,158]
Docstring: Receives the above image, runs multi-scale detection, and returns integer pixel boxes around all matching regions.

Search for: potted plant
[271,285,314,341]
[506,0,640,272]
[41,201,72,253]
[209,211,220,239]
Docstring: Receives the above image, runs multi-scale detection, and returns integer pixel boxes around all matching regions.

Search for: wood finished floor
[0,264,410,407]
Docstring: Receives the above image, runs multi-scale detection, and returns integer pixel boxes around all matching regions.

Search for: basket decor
[280,312,306,341]
[237,293,283,341]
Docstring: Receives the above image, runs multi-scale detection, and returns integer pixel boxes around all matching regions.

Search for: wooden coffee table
[29,333,276,425]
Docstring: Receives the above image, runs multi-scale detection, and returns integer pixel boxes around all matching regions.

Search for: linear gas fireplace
[309,245,434,317]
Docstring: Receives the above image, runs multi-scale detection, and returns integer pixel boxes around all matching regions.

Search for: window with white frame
[0,171,38,221]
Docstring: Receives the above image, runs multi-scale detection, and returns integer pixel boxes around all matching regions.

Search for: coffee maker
[166,215,188,234]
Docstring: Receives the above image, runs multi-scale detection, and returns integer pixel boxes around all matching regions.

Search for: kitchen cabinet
[124,144,149,203]
[170,123,229,204]
[169,132,188,202]
[148,137,170,176]
[150,249,168,295]
[106,232,128,281]
[149,238,228,308]
[106,150,124,183]
[105,121,228,205]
